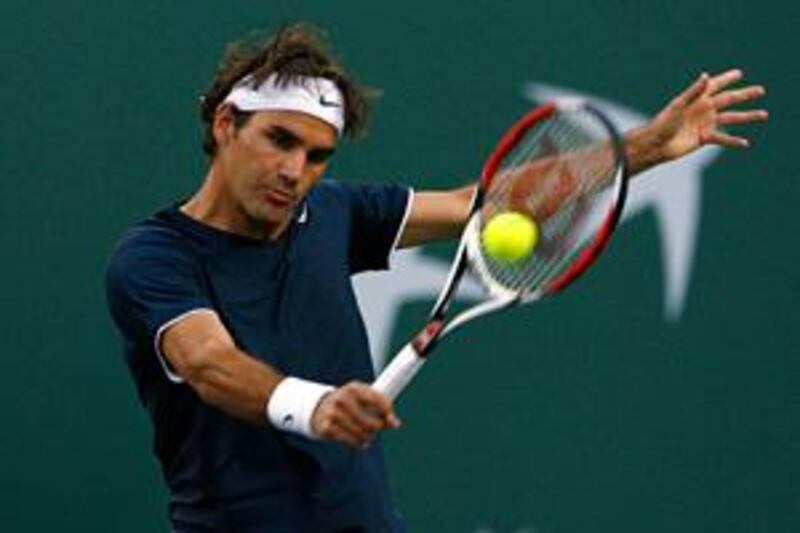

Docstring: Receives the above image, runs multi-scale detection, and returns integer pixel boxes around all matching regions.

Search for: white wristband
[267,377,334,439]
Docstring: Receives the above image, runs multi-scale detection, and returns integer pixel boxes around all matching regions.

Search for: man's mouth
[261,188,296,208]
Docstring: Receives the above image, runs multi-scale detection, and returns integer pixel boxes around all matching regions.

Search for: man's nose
[278,149,306,183]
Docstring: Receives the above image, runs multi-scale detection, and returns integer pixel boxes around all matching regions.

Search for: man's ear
[212,104,237,147]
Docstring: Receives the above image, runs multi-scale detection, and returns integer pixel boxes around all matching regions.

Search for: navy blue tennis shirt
[106,180,411,532]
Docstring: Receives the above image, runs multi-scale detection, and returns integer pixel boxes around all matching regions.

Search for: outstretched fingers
[708,80,767,149]
[670,72,711,110]
[718,109,769,126]
[707,69,744,94]
[639,67,768,162]
[713,85,767,110]
[703,130,751,149]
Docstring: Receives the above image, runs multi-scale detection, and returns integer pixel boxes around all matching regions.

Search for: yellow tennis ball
[481,212,539,263]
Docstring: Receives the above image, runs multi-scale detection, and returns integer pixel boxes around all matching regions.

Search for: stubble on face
[217,110,337,239]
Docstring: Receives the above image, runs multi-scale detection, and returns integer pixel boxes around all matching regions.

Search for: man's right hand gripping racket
[373,98,629,401]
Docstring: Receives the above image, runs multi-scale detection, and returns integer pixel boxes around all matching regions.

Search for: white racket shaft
[373,343,426,401]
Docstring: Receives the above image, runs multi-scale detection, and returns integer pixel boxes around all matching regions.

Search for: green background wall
[1,1,797,531]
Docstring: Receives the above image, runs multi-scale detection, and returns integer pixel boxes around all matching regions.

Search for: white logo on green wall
[354,83,721,369]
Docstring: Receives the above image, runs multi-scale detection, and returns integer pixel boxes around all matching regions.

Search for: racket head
[466,98,629,302]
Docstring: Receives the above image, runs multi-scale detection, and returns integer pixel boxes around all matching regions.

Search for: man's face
[215,108,337,229]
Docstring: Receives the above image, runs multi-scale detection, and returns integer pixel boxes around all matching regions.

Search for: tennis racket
[373,98,629,401]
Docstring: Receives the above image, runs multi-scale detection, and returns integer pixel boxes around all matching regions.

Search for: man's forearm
[162,313,396,445]
[625,126,669,176]
[181,342,284,425]
[398,185,475,248]
[180,344,333,438]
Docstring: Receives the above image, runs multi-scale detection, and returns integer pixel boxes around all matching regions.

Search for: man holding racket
[106,23,766,533]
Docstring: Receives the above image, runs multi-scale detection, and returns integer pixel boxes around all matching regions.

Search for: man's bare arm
[624,69,767,175]
[162,311,280,424]
[161,311,400,447]
[397,70,767,250]
[397,185,475,248]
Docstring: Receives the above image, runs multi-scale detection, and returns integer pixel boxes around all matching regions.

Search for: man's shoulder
[308,179,350,202]
[113,208,186,254]
[308,179,409,207]
[107,206,197,276]
[311,178,400,193]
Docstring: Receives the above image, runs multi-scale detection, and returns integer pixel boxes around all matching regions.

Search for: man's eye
[307,149,334,164]
[267,130,295,150]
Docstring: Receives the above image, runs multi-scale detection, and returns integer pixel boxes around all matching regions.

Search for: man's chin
[245,204,294,227]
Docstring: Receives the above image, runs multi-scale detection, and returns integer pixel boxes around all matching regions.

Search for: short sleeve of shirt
[341,181,413,273]
[105,225,212,381]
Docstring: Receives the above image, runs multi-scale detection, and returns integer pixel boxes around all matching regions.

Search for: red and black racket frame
[409,101,629,358]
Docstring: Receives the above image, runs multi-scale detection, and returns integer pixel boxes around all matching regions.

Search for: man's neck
[180,169,290,241]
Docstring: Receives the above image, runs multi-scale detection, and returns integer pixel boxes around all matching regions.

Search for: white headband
[222,73,346,136]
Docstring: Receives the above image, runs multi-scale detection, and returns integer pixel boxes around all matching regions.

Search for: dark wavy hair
[199,23,376,156]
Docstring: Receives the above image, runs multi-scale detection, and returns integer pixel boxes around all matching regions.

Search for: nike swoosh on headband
[223,74,346,135]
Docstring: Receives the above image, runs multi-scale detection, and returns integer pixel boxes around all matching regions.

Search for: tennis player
[105,23,766,533]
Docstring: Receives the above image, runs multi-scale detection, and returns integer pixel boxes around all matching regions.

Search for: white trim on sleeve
[153,308,218,383]
[389,187,415,260]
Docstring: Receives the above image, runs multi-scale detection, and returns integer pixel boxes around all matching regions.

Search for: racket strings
[477,108,621,294]
[484,121,559,216]
[505,160,611,290]
[511,155,614,289]
[516,138,617,288]
[486,114,606,225]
